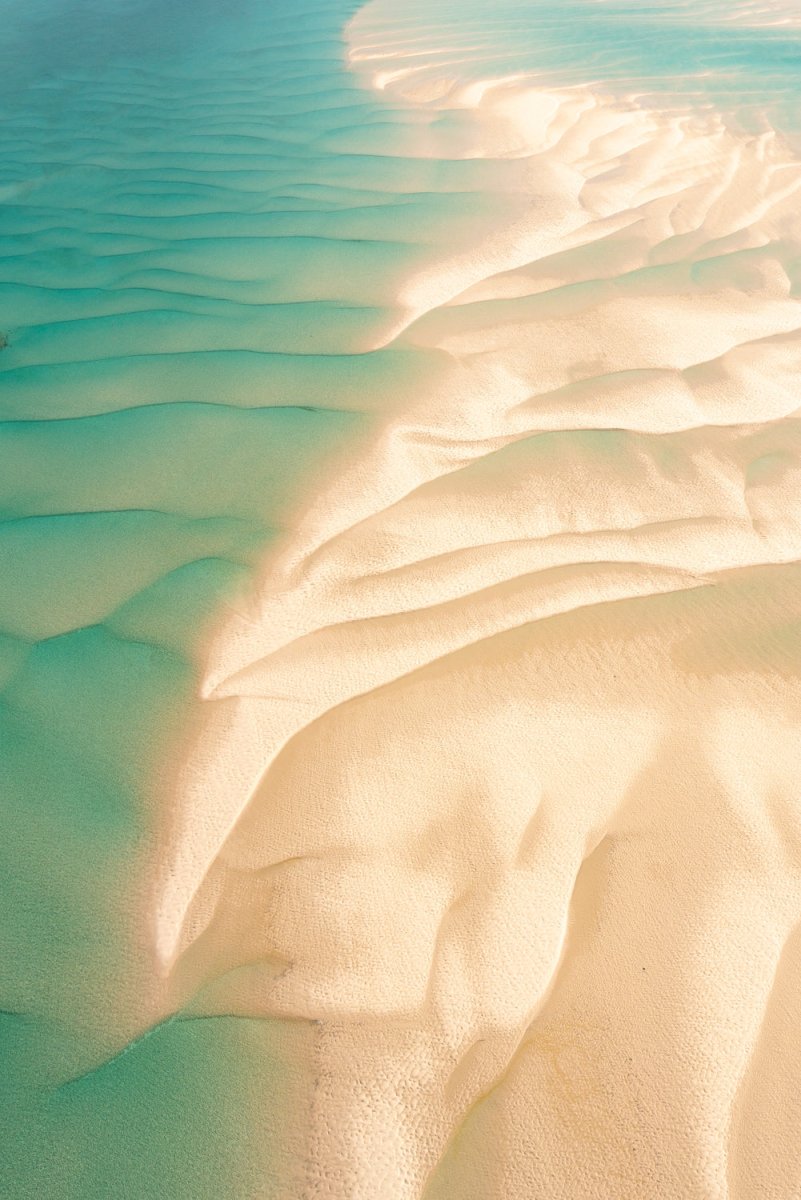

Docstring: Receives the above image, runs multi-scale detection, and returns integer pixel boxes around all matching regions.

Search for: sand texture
[3,0,801,1196]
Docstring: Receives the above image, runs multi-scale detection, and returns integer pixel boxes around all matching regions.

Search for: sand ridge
[134,2,801,1197]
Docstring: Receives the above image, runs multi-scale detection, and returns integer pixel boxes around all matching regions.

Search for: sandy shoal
[143,2,801,1195]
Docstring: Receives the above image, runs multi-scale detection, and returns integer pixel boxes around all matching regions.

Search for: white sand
[147,3,801,1195]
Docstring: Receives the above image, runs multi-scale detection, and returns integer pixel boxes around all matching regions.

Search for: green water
[0,0,388,1193]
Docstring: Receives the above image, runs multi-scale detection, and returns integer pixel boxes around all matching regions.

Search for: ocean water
[2,0,801,1195]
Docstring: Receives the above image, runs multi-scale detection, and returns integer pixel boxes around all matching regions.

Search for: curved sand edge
[149,4,801,1195]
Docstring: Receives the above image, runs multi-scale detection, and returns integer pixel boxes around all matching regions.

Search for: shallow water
[0,2,382,1194]
[3,0,801,1195]
[0,0,550,1190]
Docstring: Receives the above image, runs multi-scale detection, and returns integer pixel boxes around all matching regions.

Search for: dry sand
[141,2,801,1195]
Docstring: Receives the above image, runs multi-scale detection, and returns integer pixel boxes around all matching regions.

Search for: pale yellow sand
[141,4,801,1195]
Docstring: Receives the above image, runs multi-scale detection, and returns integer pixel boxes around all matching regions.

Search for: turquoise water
[0,1,389,1194]
[0,0,536,1191]
[2,0,801,1194]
